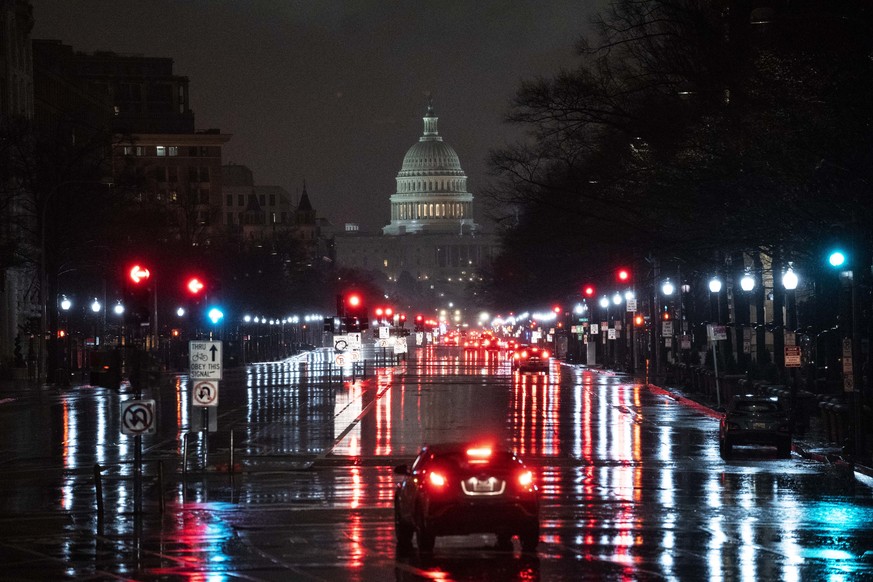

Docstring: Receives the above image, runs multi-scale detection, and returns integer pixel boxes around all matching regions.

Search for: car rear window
[436,451,518,470]
[733,401,780,413]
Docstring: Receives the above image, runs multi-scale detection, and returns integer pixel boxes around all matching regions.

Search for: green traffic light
[208,307,224,324]
[828,251,846,268]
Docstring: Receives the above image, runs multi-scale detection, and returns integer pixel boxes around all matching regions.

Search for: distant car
[511,345,550,373]
[394,443,540,553]
[719,394,792,458]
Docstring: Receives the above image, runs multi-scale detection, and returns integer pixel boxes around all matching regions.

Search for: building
[0,0,34,373]
[333,102,498,307]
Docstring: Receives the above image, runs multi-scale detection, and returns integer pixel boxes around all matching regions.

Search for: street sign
[784,346,802,368]
[350,349,362,362]
[394,339,408,354]
[334,335,349,352]
[334,353,347,366]
[708,325,727,341]
[379,326,390,339]
[192,380,219,407]
[844,375,855,392]
[607,328,616,340]
[590,324,599,335]
[347,333,362,349]
[626,298,637,312]
[377,338,392,348]
[189,340,223,380]
[662,321,673,336]
[416,332,423,346]
[121,399,156,435]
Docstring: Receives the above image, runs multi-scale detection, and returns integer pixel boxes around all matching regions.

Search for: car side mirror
[394,464,410,475]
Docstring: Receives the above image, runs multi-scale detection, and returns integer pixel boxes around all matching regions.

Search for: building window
[269,194,276,206]
[123,146,134,156]
[238,194,244,206]
[189,167,199,182]
[383,259,389,268]
[259,195,265,206]
[226,212,233,225]
[199,167,209,182]
[226,194,232,206]
[168,146,178,156]
[156,146,166,157]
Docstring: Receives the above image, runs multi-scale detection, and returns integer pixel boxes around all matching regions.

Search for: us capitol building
[333,102,498,304]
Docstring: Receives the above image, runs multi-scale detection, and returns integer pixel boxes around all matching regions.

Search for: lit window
[168,146,178,156]
[156,146,166,157]
[383,259,389,268]
[123,146,134,156]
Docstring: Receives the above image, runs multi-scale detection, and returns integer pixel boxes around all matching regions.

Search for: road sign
[189,340,223,380]
[350,349,362,362]
[334,335,349,352]
[785,346,802,367]
[607,328,616,340]
[708,325,727,341]
[590,324,599,335]
[192,380,219,407]
[377,338,392,348]
[844,375,855,392]
[347,333,362,349]
[394,339,408,354]
[626,298,637,312]
[379,326,390,339]
[334,352,347,366]
[121,399,156,435]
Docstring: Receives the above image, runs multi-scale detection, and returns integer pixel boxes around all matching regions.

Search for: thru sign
[189,340,223,380]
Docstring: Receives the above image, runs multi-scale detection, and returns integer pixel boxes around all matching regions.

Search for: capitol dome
[383,102,476,236]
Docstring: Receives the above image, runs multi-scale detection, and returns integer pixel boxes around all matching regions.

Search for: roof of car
[420,442,510,455]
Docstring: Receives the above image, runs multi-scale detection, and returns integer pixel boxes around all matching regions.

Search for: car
[719,394,792,459]
[511,345,550,373]
[393,443,540,553]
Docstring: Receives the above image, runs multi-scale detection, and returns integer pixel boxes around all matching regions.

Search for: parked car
[394,442,540,552]
[511,345,550,373]
[719,394,792,458]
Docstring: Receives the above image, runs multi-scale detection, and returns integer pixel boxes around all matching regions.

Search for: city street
[1,345,873,580]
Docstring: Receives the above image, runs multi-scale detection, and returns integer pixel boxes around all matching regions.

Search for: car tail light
[540,350,550,358]
[428,471,447,487]
[518,470,533,487]
[521,350,528,358]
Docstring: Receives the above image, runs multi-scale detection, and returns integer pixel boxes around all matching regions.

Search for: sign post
[190,341,223,468]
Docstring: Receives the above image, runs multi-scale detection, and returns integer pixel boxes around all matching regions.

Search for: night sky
[32,1,602,231]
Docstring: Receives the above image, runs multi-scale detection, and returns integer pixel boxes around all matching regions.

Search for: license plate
[752,422,768,430]
[474,478,495,492]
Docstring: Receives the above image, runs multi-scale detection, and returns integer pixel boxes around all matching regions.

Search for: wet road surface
[1,345,872,580]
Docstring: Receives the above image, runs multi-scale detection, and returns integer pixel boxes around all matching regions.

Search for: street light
[599,296,609,309]
[661,280,675,296]
[782,267,798,291]
[708,277,723,293]
[740,273,756,292]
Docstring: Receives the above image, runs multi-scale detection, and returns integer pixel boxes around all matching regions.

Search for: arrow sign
[193,380,219,407]
[121,399,156,435]
[189,340,223,380]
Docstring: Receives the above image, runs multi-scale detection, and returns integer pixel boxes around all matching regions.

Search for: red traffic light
[583,285,595,297]
[129,264,150,285]
[634,314,644,326]
[186,277,205,295]
[347,294,362,308]
[553,305,562,314]
[616,268,630,282]
[662,312,671,321]
[415,314,423,322]
[375,307,384,317]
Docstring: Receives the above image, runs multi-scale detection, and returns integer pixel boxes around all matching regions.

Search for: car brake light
[518,470,533,487]
[541,350,550,358]
[466,447,492,459]
[428,471,447,487]
[521,350,528,358]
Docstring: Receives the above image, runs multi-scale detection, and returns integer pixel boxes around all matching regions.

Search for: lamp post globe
[740,274,755,292]
[709,277,723,294]
[782,268,799,290]
[599,297,610,309]
[612,293,622,305]
[661,280,674,296]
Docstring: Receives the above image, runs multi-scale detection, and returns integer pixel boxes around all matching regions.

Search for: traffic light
[662,311,671,321]
[827,249,847,268]
[616,268,631,282]
[125,263,152,324]
[339,292,368,332]
[414,314,424,332]
[583,285,595,298]
[634,314,644,326]
[186,276,205,297]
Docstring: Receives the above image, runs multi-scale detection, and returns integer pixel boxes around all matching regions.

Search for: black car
[394,443,540,552]
[719,394,792,458]
[510,345,550,373]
